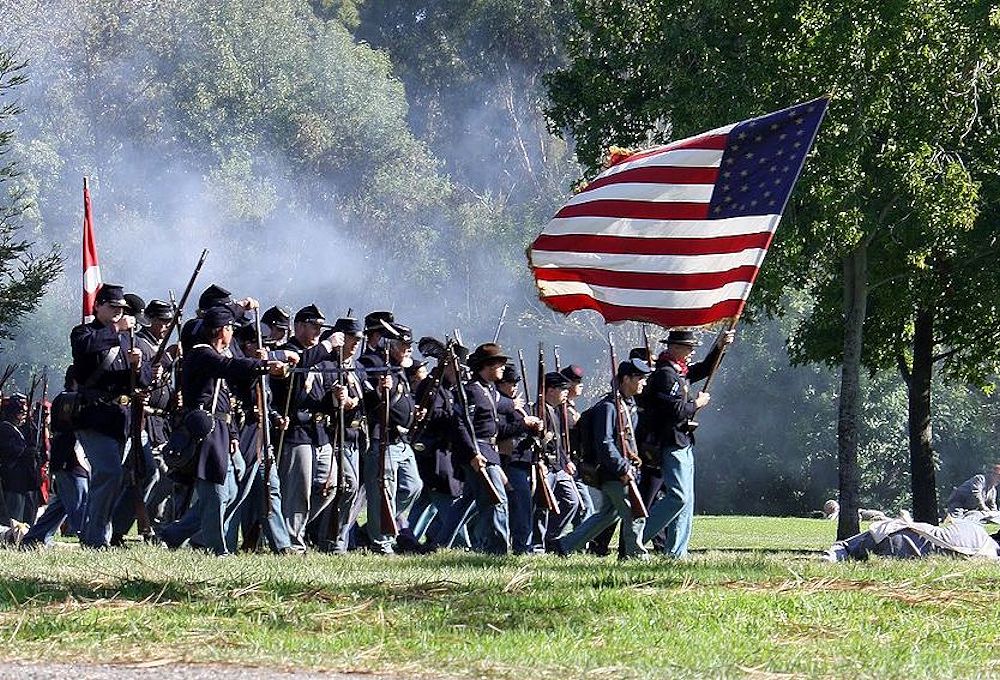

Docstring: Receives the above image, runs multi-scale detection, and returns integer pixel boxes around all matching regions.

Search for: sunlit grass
[0,515,995,678]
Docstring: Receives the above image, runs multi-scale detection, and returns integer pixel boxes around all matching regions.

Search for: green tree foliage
[0,49,62,341]
[546,0,1000,531]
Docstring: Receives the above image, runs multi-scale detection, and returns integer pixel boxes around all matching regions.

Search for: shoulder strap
[83,345,122,389]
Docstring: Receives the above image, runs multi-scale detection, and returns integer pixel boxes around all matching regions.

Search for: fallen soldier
[823,513,1000,562]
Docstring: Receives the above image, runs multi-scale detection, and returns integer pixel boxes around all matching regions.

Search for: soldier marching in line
[531,371,580,553]
[271,304,345,553]
[496,364,533,554]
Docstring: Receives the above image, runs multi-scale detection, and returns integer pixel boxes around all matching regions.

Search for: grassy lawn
[2,515,998,679]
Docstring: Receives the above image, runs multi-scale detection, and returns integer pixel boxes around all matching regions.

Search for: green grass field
[2,515,999,679]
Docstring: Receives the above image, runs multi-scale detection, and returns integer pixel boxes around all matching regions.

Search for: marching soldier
[0,394,37,525]
[311,316,367,553]
[361,322,423,554]
[271,304,345,552]
[532,371,581,553]
[640,329,734,557]
[407,343,463,549]
[560,364,594,526]
[70,284,151,549]
[454,343,541,554]
[158,306,290,555]
[497,365,532,554]
[558,358,652,559]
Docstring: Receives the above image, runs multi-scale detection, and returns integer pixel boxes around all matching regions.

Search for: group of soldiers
[0,279,736,558]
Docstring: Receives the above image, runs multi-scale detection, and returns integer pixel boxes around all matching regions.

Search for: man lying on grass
[824,513,1000,562]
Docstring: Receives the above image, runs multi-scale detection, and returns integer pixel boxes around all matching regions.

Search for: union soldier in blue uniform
[271,304,345,552]
[22,369,89,546]
[639,329,734,557]
[70,283,152,548]
[559,358,652,559]
[159,306,290,555]
[454,343,541,555]
[360,322,424,554]
[310,316,367,553]
[497,364,533,554]
[406,344,463,548]
[0,393,38,525]
[260,306,291,349]
[531,371,581,552]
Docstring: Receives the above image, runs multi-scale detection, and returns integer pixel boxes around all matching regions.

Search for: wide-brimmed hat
[661,330,701,347]
[467,343,509,370]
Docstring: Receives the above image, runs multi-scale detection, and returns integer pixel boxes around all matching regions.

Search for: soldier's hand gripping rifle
[449,337,503,505]
[608,333,648,519]
[377,347,399,537]
[522,345,558,514]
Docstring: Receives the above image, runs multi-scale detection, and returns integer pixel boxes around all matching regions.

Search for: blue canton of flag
[709,99,828,219]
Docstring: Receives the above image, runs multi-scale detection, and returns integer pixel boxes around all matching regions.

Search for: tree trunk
[837,246,867,540]
[908,306,938,524]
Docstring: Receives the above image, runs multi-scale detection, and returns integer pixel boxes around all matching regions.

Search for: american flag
[529,97,829,328]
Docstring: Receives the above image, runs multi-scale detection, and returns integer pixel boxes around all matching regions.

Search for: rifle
[377,347,399,536]
[531,344,559,514]
[128,328,153,539]
[552,346,583,506]
[449,337,503,505]
[608,333,648,519]
[240,310,272,551]
[642,324,655,364]
[150,249,208,369]
[492,303,509,344]
[324,341,349,544]
[34,368,50,501]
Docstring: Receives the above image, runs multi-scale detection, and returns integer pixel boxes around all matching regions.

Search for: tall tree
[0,49,62,338]
[546,0,1000,535]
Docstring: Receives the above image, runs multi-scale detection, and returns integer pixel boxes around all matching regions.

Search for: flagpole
[81,176,87,324]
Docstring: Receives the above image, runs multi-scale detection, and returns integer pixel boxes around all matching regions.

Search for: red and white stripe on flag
[528,98,829,329]
[82,178,102,322]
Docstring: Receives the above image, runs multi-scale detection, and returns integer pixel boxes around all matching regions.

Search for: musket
[35,368,50,501]
[552,345,582,506]
[608,332,648,518]
[533,343,559,514]
[377,347,399,536]
[492,303,509,344]
[127,328,153,538]
[249,309,273,549]
[324,341,348,543]
[150,249,208,368]
[642,324,654,364]
[450,334,502,505]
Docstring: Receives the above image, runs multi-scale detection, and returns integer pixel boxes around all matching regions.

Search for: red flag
[528,98,829,329]
[82,177,102,322]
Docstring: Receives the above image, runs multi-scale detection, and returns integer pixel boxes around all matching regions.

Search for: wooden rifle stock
[608,333,648,519]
